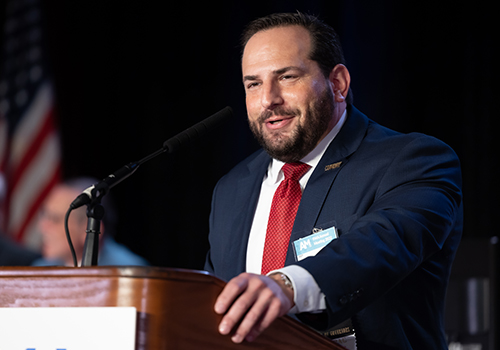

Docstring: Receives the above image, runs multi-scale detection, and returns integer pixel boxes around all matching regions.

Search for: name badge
[293,226,338,261]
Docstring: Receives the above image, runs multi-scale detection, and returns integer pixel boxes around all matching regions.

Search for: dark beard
[249,87,335,163]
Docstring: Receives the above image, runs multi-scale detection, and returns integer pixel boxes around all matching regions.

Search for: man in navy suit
[205,12,462,349]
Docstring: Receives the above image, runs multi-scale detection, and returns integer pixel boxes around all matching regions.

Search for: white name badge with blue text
[0,307,136,350]
[293,226,338,261]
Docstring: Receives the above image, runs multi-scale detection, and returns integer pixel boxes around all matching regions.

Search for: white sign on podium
[0,307,136,350]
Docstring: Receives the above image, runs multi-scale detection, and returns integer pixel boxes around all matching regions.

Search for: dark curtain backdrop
[1,0,495,268]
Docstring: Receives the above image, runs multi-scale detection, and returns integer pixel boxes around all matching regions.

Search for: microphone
[163,106,233,153]
[71,106,233,207]
[70,185,94,209]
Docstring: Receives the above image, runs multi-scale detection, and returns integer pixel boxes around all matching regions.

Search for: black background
[2,0,496,269]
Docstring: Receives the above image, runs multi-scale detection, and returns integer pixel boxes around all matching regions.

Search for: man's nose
[261,82,284,110]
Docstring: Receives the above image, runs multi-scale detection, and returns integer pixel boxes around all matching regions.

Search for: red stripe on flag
[8,107,57,195]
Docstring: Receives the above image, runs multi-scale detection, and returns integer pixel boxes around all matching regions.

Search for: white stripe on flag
[9,83,52,170]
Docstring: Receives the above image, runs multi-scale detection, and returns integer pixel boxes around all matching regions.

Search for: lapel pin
[324,161,342,172]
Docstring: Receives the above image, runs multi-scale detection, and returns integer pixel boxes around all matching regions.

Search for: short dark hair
[241,12,353,104]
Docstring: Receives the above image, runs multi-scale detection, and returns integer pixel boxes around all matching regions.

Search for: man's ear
[328,64,351,103]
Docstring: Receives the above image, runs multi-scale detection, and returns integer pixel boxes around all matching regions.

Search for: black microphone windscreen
[163,106,233,153]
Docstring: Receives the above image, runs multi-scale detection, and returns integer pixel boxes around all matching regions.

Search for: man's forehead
[242,26,311,75]
[243,26,311,60]
[44,185,79,209]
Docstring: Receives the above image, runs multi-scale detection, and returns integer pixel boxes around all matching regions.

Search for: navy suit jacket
[205,106,463,349]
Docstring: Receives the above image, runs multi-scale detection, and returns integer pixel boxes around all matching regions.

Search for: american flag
[0,0,61,249]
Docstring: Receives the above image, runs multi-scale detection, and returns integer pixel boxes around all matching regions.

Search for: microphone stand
[80,148,165,267]
[81,197,106,266]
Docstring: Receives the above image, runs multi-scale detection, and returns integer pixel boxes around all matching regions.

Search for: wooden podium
[0,266,345,349]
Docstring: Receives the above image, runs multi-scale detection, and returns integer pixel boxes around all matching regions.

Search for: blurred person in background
[0,172,42,265]
[32,177,149,267]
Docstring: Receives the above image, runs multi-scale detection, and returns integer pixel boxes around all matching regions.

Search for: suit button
[339,296,349,305]
[353,288,363,300]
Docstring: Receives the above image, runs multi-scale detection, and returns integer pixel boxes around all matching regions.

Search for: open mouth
[266,116,295,127]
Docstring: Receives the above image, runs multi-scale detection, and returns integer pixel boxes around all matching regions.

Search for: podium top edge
[0,266,225,285]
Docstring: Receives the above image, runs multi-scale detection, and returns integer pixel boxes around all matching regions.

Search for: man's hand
[214,272,295,343]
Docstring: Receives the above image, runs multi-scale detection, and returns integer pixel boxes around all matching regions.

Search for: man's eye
[280,75,297,81]
[246,82,260,89]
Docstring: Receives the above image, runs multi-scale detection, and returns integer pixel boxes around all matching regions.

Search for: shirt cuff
[267,265,326,314]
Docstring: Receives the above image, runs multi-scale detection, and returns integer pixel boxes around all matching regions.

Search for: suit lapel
[286,106,370,264]
[227,151,271,274]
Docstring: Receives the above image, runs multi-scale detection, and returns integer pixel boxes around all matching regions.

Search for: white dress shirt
[246,110,347,313]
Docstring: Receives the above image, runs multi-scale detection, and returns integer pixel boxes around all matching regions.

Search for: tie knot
[282,162,311,181]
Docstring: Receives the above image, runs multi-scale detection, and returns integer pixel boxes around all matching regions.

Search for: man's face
[37,185,87,263]
[242,25,336,163]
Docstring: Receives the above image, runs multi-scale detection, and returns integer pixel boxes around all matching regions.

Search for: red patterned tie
[261,162,311,275]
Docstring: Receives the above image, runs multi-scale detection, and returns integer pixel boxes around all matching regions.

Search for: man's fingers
[230,284,284,343]
[218,290,258,336]
[215,273,259,336]
[214,273,250,314]
[215,273,294,343]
